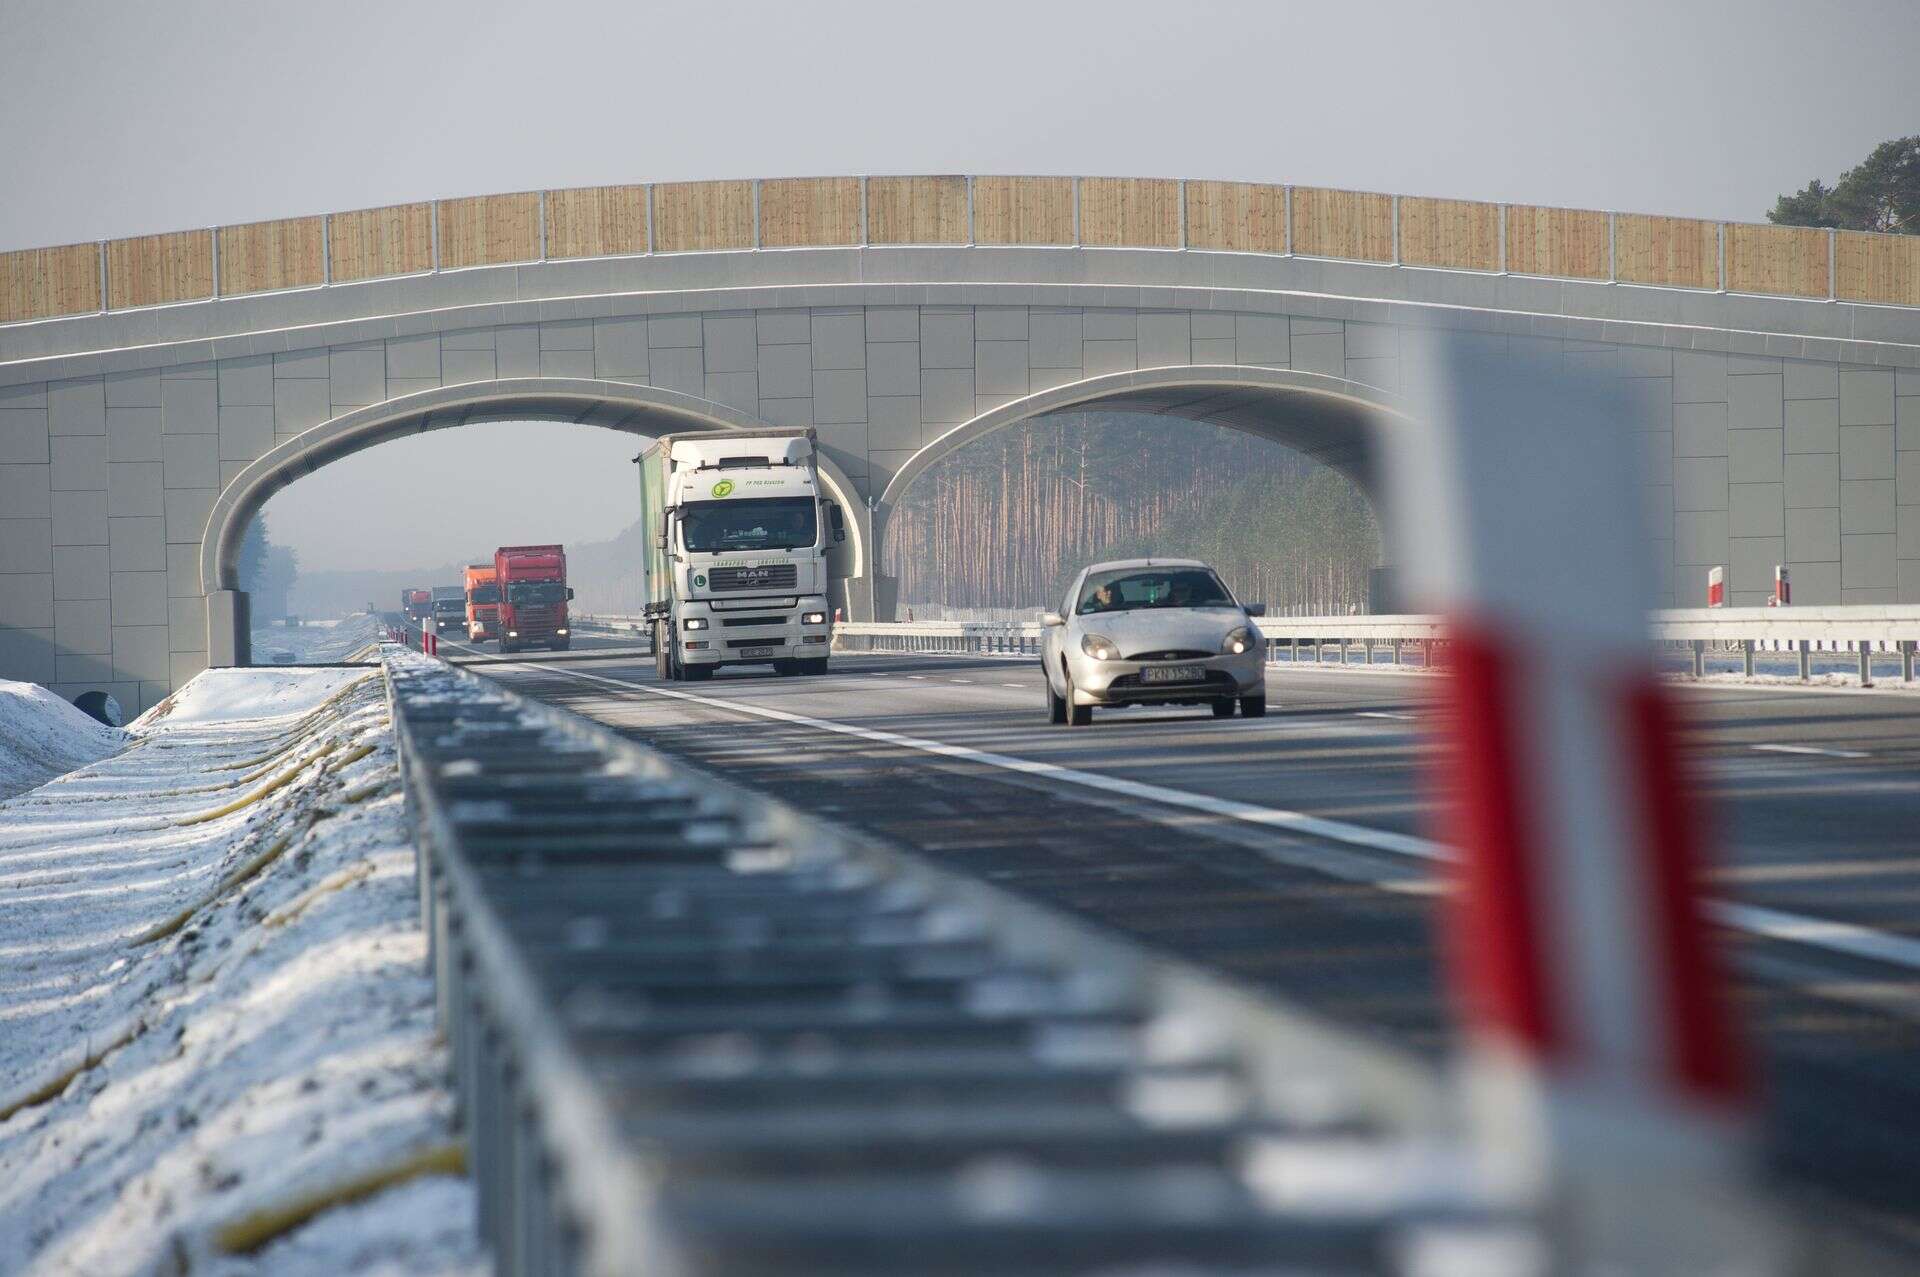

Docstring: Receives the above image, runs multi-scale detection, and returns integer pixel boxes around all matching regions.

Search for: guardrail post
[1691,639,1705,678]
[1904,640,1915,684]
[1798,640,1810,683]
[1741,639,1753,678]
[1423,637,1434,669]
[1859,643,1873,687]
[1339,637,1349,666]
[1313,637,1323,664]
[1364,638,1374,667]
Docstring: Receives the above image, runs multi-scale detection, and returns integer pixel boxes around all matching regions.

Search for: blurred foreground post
[1386,332,1787,1273]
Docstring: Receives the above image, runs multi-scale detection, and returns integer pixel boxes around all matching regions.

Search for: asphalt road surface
[446,632,1920,1260]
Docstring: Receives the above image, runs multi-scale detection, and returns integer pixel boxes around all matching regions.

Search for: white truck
[638,428,844,681]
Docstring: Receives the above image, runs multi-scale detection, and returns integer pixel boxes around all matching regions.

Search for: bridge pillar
[207,590,251,668]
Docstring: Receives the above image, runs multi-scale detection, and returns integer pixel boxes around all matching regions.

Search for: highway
[445,632,1920,1258]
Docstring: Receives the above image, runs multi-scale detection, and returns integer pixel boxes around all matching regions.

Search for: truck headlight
[683,617,707,630]
[508,630,518,637]
[1223,627,1254,655]
[1081,633,1120,661]
[802,611,826,625]
[556,628,568,635]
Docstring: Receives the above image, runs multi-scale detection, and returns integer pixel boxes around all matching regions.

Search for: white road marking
[1357,712,1418,722]
[1751,744,1869,760]
[908,675,928,680]
[1001,683,1026,689]
[949,679,973,684]
[507,662,1920,975]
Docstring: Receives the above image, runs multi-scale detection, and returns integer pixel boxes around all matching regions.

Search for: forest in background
[884,413,1380,615]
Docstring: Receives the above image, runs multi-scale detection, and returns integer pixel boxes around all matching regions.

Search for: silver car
[1040,558,1267,725]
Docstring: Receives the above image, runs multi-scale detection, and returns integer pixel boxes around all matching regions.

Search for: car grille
[711,565,797,592]
[1127,649,1212,661]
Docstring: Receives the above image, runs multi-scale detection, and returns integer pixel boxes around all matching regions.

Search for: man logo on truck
[710,479,735,498]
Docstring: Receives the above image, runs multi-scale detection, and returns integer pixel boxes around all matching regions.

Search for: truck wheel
[773,659,799,676]
[802,658,829,676]
[683,664,713,682]
[553,640,570,652]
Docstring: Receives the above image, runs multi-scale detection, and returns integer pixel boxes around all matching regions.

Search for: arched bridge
[1,174,1916,709]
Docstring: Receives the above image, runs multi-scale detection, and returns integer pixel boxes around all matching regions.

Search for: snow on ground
[0,680,127,801]
[249,612,387,666]
[0,661,486,1276]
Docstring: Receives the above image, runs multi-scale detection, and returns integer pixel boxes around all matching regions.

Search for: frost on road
[0,664,484,1276]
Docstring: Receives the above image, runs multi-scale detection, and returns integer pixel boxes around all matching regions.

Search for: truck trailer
[495,545,572,653]
[638,428,841,680]
[464,563,500,642]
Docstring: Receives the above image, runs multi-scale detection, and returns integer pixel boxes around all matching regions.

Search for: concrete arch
[202,377,872,664]
[872,365,1413,614]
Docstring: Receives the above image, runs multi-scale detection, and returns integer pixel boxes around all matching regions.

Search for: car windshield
[468,585,500,604]
[508,582,566,604]
[1076,567,1235,615]
[681,497,817,552]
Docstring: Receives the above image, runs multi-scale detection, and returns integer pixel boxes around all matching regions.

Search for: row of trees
[236,517,298,620]
[1768,135,1917,234]
[883,413,1380,615]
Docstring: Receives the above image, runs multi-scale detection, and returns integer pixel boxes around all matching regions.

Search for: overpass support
[207,590,250,669]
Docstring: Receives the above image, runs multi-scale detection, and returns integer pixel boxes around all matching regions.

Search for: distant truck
[638,428,840,681]
[400,588,432,626]
[464,563,500,643]
[430,586,465,634]
[495,545,572,653]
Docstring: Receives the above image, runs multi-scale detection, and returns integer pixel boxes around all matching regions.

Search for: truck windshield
[468,585,500,604]
[434,600,463,613]
[508,582,567,604]
[681,497,817,552]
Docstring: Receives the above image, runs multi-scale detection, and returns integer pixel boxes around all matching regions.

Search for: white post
[1388,332,1778,1273]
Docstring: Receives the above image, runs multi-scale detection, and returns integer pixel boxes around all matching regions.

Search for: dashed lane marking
[502,661,1920,976]
[1751,744,1870,760]
[1357,712,1418,722]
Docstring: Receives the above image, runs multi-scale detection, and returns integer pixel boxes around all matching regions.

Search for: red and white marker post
[1387,333,1783,1271]
[1707,565,1726,607]
[1771,564,1790,607]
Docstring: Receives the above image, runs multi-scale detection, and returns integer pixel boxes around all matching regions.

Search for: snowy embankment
[0,663,483,1276]
[249,612,388,666]
[0,682,126,801]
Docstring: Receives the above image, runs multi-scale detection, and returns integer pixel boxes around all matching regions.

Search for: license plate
[1140,664,1203,683]
[741,646,774,658]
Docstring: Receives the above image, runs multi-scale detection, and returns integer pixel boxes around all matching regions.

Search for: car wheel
[1047,673,1067,724]
[1211,698,1236,719]
[1065,670,1092,726]
[1240,694,1267,718]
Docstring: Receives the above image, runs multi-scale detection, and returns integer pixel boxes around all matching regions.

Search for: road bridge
[2,175,1917,709]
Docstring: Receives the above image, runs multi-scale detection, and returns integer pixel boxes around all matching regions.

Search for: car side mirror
[1244,602,1267,617]
[1041,612,1065,628]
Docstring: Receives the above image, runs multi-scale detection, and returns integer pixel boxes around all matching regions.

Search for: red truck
[494,545,572,653]
[400,588,432,626]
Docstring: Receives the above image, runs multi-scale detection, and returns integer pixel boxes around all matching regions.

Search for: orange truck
[464,563,500,642]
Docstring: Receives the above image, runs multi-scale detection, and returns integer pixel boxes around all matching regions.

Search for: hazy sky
[3,0,1914,570]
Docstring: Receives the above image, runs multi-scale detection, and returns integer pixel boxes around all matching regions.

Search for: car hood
[1072,608,1246,657]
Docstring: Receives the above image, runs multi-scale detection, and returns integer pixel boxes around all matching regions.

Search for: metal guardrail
[837,608,1920,685]
[383,644,1515,1276]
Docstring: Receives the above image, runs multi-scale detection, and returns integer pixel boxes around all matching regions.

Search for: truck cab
[464,563,500,642]
[495,544,572,653]
[430,586,465,633]
[640,430,839,681]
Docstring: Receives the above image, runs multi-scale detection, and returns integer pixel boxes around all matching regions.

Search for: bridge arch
[201,377,871,665]
[872,365,1412,616]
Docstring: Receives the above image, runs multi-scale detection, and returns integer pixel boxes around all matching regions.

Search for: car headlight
[1081,633,1120,661]
[802,611,826,625]
[1223,627,1254,656]
[683,617,707,630]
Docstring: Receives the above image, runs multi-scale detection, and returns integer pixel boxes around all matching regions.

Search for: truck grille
[721,615,788,627]
[710,564,796,592]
